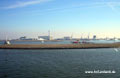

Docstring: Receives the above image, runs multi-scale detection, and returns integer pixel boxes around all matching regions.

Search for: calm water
[0,40,120,45]
[0,49,120,78]
[0,40,71,45]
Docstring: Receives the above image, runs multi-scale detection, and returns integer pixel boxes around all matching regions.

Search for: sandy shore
[0,43,120,49]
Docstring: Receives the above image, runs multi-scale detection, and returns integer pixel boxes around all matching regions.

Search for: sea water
[0,40,120,45]
[0,48,120,78]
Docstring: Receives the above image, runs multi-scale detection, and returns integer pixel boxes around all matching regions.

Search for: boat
[72,40,80,44]
[4,40,11,45]
[4,36,11,45]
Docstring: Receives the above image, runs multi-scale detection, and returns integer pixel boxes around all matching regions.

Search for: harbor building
[20,36,27,40]
[38,30,53,40]
[64,36,71,40]
[93,35,96,40]
[19,36,38,40]
[38,36,53,40]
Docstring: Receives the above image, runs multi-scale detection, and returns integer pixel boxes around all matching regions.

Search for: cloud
[107,2,117,11]
[105,1,120,14]
[97,0,120,13]
[72,1,120,13]
[3,0,52,9]
[22,1,120,16]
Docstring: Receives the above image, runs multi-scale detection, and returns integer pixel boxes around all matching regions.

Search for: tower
[48,30,51,40]
[71,33,73,40]
[88,33,90,40]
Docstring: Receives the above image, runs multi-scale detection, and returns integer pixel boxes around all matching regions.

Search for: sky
[0,0,120,39]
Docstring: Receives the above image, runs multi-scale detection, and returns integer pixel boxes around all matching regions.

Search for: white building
[38,36,52,40]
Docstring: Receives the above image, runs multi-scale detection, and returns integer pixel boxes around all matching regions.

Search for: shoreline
[0,43,120,49]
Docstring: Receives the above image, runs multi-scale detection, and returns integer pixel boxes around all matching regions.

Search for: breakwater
[0,43,120,49]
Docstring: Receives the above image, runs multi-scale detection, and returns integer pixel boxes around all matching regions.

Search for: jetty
[0,43,120,49]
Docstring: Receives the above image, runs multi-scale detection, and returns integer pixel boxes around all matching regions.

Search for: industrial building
[93,35,96,40]
[64,36,71,40]
[38,36,52,40]
[19,36,38,40]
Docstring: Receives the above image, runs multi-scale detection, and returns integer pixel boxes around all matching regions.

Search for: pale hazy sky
[0,0,120,39]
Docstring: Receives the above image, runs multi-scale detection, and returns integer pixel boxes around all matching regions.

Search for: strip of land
[0,43,120,49]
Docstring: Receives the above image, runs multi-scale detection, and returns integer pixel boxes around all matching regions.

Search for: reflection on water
[0,48,120,78]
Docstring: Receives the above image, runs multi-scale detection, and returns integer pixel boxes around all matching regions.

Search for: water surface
[0,48,120,78]
[0,40,120,45]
